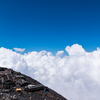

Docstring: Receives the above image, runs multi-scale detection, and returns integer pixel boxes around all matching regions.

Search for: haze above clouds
[0,44,100,100]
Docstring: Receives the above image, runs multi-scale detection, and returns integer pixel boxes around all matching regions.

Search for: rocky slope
[0,67,67,100]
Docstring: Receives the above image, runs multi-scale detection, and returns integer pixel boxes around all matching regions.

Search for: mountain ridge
[0,67,67,100]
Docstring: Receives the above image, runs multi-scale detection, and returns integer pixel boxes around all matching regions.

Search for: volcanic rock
[0,67,67,100]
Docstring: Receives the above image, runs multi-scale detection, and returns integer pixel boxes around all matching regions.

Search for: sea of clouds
[0,44,100,100]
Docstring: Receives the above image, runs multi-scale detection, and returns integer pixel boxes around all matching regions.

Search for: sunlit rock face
[0,67,67,100]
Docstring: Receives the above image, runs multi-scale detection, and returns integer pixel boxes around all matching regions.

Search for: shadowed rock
[0,67,67,100]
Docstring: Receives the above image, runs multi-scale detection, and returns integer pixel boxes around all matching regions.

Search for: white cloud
[13,48,25,52]
[56,50,64,57]
[65,44,85,56]
[0,44,100,100]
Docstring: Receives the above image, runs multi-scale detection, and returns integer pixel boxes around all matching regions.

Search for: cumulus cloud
[13,48,25,52]
[0,44,100,100]
[56,50,64,57]
[65,44,85,56]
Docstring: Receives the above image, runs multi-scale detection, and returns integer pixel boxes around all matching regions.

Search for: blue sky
[0,0,100,54]
[1,1,100,99]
